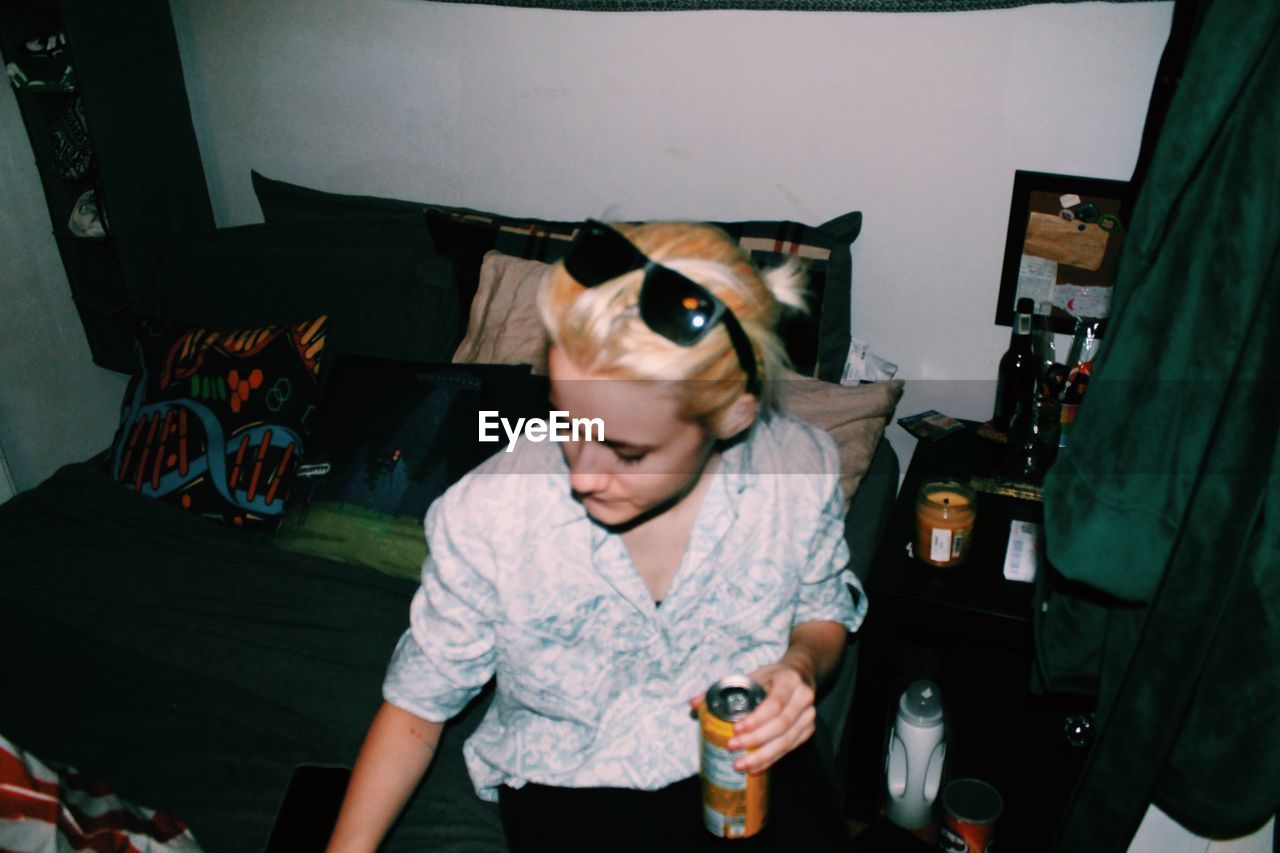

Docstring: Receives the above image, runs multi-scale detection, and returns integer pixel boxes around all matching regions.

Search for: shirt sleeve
[793,448,868,634]
[383,479,499,721]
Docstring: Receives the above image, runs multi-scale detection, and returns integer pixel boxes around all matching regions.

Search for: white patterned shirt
[383,411,866,801]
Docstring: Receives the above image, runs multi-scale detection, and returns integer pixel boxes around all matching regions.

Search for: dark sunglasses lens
[565,223,643,287]
[638,269,721,345]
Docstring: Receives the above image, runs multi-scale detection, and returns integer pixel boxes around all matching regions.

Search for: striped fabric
[0,735,201,852]
[427,0,1155,10]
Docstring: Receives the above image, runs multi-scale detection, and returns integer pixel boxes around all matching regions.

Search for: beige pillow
[780,373,904,509]
[452,251,551,373]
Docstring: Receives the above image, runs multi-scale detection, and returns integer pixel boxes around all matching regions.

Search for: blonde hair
[538,221,806,431]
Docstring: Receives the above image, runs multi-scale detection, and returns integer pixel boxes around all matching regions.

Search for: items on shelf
[883,680,947,831]
[1003,364,1064,481]
[1031,299,1056,371]
[25,32,67,56]
[986,301,1101,480]
[841,336,899,384]
[1059,316,1101,449]
[914,479,977,568]
[898,410,965,442]
[939,778,1002,853]
[5,31,76,93]
[992,297,1037,433]
[67,189,106,239]
[50,97,92,179]
[967,475,1043,503]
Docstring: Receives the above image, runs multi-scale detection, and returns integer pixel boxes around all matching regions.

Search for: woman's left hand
[726,659,817,774]
[687,621,847,775]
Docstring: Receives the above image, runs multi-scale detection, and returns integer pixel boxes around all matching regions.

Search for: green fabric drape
[1035,0,1280,846]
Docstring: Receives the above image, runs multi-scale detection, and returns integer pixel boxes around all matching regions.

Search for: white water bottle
[883,679,946,830]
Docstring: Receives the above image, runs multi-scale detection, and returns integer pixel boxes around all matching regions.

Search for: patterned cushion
[109,317,329,528]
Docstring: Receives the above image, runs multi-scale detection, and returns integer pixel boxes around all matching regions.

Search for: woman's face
[547,347,717,528]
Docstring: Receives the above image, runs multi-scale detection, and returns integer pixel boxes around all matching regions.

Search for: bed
[0,174,901,851]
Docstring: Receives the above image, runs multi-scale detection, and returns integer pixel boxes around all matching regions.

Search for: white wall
[0,0,1173,492]
[169,0,1173,475]
[0,90,130,493]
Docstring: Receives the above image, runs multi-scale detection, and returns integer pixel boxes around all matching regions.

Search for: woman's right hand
[326,702,444,852]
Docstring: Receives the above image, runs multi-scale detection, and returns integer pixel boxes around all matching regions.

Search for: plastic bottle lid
[897,679,944,727]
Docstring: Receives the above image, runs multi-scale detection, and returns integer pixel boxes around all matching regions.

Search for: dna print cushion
[109,316,328,529]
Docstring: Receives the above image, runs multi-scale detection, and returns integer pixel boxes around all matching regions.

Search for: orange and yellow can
[700,675,768,839]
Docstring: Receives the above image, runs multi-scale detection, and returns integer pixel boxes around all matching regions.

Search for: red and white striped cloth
[0,734,201,853]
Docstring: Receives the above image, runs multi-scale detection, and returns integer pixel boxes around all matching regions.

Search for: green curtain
[1034,0,1280,846]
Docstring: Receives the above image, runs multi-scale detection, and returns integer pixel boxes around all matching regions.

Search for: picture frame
[994,170,1132,335]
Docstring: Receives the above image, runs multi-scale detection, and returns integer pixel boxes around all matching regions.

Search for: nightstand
[844,421,1090,850]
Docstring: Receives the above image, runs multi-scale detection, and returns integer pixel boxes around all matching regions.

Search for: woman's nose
[568,441,611,496]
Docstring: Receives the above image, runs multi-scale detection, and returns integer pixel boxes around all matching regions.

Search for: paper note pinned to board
[1015,254,1057,306]
[1003,520,1042,583]
[1025,211,1110,271]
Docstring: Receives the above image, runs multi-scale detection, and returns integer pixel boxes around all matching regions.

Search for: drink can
[938,778,1002,853]
[700,675,768,839]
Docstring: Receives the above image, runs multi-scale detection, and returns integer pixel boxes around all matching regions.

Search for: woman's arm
[728,620,848,774]
[326,702,445,852]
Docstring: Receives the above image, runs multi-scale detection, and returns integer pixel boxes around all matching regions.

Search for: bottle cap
[897,679,944,727]
[1015,297,1035,315]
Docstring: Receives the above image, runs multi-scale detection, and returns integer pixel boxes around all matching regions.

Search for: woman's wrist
[781,620,848,689]
[777,648,820,689]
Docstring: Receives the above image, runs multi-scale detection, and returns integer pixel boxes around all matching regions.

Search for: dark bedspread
[0,458,505,851]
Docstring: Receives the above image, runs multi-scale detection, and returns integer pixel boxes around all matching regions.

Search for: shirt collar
[715,418,763,498]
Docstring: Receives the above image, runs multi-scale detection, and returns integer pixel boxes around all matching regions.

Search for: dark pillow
[732,212,861,382]
[251,170,435,220]
[421,210,580,347]
[271,357,550,579]
[143,216,459,362]
[250,172,860,380]
[108,317,329,529]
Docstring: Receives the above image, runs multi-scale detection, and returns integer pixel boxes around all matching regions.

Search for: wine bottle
[993,297,1038,433]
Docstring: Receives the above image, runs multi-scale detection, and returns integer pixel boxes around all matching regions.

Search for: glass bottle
[993,297,1038,433]
[1037,363,1067,469]
[1059,317,1101,449]
[1032,300,1057,373]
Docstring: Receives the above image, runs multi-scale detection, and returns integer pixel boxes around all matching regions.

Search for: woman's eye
[616,451,647,466]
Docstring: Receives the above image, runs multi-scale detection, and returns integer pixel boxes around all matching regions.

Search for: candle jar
[915,479,978,568]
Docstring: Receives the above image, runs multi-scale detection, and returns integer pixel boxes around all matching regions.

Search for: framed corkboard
[995,170,1131,335]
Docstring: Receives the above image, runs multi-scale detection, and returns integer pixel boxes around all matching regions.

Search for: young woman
[327,221,865,851]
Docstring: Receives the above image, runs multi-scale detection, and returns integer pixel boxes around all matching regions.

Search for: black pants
[498,740,853,853]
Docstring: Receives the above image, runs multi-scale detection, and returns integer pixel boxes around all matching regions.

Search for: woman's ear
[713,393,758,440]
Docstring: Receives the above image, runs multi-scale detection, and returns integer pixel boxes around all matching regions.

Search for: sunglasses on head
[563,220,759,394]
